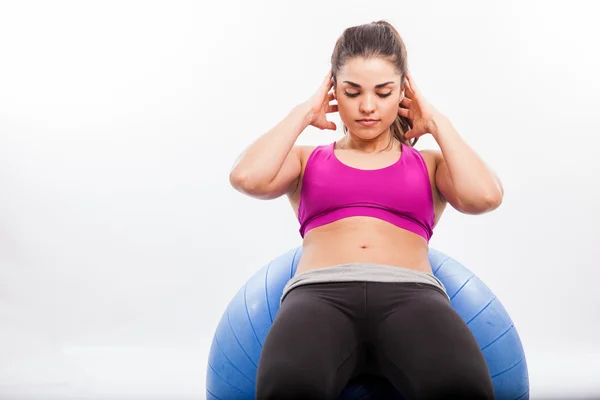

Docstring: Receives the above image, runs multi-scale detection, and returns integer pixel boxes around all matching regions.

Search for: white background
[1,0,598,399]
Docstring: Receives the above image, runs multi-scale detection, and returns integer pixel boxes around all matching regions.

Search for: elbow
[229,169,253,192]
[475,190,504,214]
[229,168,244,188]
[457,190,503,215]
[484,191,503,211]
[485,180,504,211]
[486,176,504,210]
[450,177,504,215]
[229,169,266,197]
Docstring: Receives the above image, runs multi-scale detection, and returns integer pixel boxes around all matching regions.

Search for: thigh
[368,282,495,399]
[256,282,366,399]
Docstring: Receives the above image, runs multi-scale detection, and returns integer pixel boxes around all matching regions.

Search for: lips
[356,119,379,127]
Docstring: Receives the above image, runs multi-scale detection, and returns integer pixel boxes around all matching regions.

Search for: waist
[281,263,449,304]
[299,206,433,241]
[298,217,430,271]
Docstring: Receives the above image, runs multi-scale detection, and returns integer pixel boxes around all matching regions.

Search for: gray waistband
[280,263,449,303]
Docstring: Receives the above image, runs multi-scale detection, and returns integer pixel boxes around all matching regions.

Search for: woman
[229,20,501,400]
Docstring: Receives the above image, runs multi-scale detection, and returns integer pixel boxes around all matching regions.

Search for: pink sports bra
[297,141,435,241]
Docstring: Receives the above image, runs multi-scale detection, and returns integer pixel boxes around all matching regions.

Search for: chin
[355,133,381,140]
[348,124,389,139]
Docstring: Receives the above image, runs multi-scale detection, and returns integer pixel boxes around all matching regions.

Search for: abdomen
[296,216,432,274]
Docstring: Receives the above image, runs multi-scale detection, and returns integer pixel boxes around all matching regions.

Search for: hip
[281,262,449,304]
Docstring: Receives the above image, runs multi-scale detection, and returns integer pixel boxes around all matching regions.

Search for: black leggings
[256,281,495,400]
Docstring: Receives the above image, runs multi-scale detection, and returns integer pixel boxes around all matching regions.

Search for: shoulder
[295,144,318,156]
[415,148,443,176]
[417,148,449,220]
[295,144,320,165]
[286,145,319,201]
[416,148,444,199]
[417,148,442,165]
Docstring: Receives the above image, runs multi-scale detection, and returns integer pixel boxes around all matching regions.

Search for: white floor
[0,345,208,400]
[1,344,599,399]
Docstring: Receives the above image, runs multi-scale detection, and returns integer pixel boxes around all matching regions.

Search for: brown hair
[331,20,416,147]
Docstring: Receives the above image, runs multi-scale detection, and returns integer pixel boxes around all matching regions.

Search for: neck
[340,131,397,153]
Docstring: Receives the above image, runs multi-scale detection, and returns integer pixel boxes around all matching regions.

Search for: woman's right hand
[302,70,338,131]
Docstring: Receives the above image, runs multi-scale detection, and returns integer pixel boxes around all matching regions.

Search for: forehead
[337,57,400,84]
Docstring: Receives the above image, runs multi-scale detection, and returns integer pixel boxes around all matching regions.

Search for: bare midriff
[296,216,432,275]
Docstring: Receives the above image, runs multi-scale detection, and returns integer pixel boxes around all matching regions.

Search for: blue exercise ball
[206,247,529,400]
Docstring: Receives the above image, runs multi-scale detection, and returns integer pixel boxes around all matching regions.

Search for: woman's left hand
[398,72,444,140]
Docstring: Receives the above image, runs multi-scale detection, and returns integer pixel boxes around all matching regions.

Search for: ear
[332,76,337,98]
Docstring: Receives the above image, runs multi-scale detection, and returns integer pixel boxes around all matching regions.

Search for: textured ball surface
[206,247,529,399]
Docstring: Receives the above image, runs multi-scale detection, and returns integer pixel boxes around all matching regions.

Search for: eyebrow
[342,80,395,89]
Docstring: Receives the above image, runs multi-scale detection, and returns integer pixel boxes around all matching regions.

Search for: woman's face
[334,57,404,140]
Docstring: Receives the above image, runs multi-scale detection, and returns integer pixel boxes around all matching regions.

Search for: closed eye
[344,91,393,98]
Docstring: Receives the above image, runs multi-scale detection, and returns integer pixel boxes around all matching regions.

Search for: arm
[399,72,503,214]
[229,104,312,200]
[432,115,504,214]
[229,70,337,200]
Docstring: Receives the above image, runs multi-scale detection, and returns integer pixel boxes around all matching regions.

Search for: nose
[359,93,376,114]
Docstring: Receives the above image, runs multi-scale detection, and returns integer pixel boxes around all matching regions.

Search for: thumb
[404,130,413,140]
[327,121,337,131]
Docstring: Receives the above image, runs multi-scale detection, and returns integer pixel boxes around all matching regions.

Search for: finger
[326,121,337,131]
[406,72,419,94]
[404,129,413,140]
[404,78,414,96]
[400,97,411,106]
[397,107,410,118]
[320,70,333,91]
[325,70,333,84]
[327,104,338,113]
[328,92,335,101]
